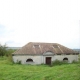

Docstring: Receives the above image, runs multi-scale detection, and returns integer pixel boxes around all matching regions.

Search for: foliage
[0,44,7,56]
[5,49,15,57]
[7,55,14,64]
[72,60,78,63]
[0,43,15,57]
[0,57,80,80]
[51,59,68,66]
[16,60,21,64]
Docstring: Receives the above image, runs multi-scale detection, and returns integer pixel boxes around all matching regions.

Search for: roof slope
[12,42,78,55]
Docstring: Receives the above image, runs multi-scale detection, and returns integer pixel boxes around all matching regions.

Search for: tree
[0,44,7,56]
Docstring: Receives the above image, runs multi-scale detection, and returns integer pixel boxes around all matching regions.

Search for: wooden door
[46,57,51,65]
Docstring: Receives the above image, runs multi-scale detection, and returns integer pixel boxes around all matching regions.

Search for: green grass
[0,57,80,80]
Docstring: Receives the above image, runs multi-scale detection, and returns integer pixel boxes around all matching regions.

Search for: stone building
[12,42,79,65]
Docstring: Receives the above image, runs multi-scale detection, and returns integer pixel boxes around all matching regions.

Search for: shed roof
[12,42,78,55]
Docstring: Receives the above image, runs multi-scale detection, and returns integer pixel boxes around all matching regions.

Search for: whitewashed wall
[13,55,43,64]
[13,54,78,64]
[52,55,78,63]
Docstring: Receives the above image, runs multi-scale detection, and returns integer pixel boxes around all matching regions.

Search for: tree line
[0,44,15,57]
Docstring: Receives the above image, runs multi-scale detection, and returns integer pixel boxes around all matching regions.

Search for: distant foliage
[0,43,15,57]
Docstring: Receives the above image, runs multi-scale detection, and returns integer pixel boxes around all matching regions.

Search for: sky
[0,0,80,49]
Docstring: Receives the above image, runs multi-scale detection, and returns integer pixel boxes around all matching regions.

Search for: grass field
[0,57,80,80]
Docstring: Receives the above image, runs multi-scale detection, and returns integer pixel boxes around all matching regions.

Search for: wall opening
[45,57,51,65]
[63,58,68,61]
[26,59,33,62]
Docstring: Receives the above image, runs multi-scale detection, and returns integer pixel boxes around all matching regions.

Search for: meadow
[0,56,80,80]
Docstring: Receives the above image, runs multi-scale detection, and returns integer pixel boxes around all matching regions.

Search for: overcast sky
[0,0,80,49]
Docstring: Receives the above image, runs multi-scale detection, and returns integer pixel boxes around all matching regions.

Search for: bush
[72,60,77,63]
[51,59,68,66]
[7,55,14,63]
[16,60,21,64]
[0,44,7,56]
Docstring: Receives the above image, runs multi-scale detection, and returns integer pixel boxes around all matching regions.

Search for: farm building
[12,42,79,65]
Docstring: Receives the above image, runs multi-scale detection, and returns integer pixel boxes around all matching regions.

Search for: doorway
[46,57,51,65]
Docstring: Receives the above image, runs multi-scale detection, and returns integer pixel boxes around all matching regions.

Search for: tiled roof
[12,42,78,55]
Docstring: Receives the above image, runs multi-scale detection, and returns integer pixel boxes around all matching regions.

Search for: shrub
[72,60,77,63]
[0,44,7,56]
[16,60,21,64]
[8,55,12,61]
[51,59,68,66]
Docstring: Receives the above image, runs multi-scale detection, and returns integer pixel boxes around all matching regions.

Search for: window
[63,58,68,61]
[26,59,33,62]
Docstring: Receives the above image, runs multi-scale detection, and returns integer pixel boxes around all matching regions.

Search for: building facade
[12,42,79,65]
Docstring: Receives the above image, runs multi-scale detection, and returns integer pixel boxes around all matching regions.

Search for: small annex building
[12,42,79,65]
